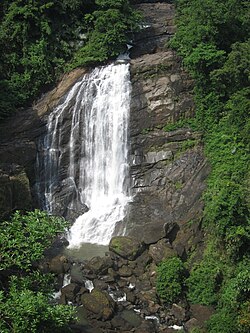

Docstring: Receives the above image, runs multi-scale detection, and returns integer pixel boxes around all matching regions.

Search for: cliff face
[126,2,210,255]
[0,1,209,254]
[0,68,86,218]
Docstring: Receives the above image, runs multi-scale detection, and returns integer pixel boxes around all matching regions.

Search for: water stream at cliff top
[37,63,131,249]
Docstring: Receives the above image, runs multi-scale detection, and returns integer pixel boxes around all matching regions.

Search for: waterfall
[37,63,131,247]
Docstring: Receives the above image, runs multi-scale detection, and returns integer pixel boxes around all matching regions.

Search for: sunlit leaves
[0,209,69,271]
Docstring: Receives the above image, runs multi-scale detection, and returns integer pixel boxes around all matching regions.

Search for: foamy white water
[67,64,131,247]
[37,63,131,247]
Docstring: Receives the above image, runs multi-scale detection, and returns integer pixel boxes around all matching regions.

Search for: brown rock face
[148,239,177,264]
[0,68,86,218]
[124,2,210,254]
[131,2,176,58]
[0,164,32,219]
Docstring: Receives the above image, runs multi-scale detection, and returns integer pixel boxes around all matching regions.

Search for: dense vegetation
[169,0,250,331]
[0,0,140,120]
[0,210,75,332]
[156,257,185,303]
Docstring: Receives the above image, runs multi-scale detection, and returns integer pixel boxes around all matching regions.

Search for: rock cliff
[0,1,209,257]
[125,2,210,256]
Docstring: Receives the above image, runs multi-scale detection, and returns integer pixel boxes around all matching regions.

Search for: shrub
[0,210,75,332]
[187,261,221,305]
[186,241,225,306]
[0,209,69,271]
[0,285,75,333]
[156,257,185,303]
[206,308,238,333]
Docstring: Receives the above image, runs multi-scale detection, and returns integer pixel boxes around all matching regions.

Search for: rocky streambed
[41,234,214,333]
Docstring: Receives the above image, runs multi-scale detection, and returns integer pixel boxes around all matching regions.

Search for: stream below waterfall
[36,63,131,252]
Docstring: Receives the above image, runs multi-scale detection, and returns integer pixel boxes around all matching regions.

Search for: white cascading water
[38,63,131,248]
[68,63,131,247]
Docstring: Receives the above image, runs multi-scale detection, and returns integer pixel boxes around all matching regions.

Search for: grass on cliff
[169,0,250,332]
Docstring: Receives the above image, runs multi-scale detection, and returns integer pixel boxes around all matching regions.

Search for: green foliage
[0,209,69,271]
[238,301,250,333]
[163,117,198,132]
[0,0,88,119]
[203,124,250,258]
[0,210,74,332]
[0,0,141,120]
[172,1,250,330]
[156,257,185,303]
[187,241,224,305]
[220,260,250,309]
[0,281,75,332]
[206,308,238,333]
[70,0,141,68]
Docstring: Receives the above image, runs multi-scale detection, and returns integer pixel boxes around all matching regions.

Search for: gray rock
[170,303,187,322]
[149,239,177,264]
[109,236,144,260]
[120,309,142,328]
[129,221,167,245]
[61,283,80,302]
[70,264,84,284]
[86,255,113,275]
[118,265,133,277]
[184,318,199,332]
[190,304,215,328]
[81,288,115,321]
[0,164,32,219]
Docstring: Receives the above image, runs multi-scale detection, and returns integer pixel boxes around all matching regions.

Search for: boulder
[135,249,152,267]
[48,255,68,274]
[170,303,187,323]
[86,255,113,275]
[149,239,177,264]
[61,283,80,302]
[81,288,115,321]
[184,318,199,332]
[118,265,133,277]
[70,264,84,284]
[109,236,144,260]
[120,309,142,328]
[128,221,179,245]
[125,290,136,304]
[93,279,108,291]
[111,311,143,331]
[135,320,156,333]
[189,304,215,328]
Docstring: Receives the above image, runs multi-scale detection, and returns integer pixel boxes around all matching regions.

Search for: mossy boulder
[81,288,115,320]
[149,239,177,264]
[109,236,144,260]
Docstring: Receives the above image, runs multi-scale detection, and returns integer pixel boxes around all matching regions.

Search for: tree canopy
[0,0,140,120]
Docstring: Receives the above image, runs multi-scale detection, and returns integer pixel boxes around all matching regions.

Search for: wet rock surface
[0,68,86,215]
[44,232,214,333]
